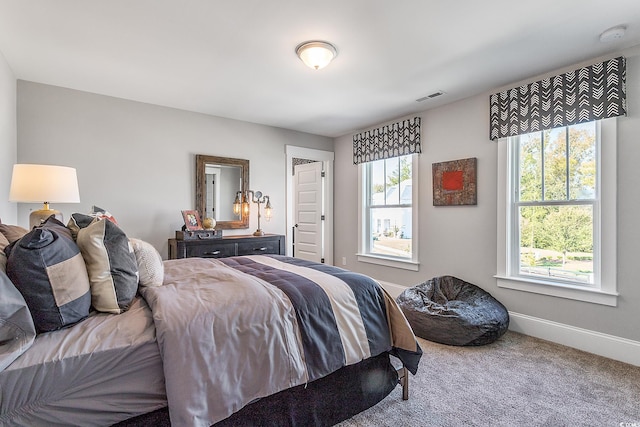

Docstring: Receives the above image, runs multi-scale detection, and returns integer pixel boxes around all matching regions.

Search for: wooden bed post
[398,367,409,400]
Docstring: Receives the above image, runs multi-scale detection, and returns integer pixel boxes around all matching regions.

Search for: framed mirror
[196,154,249,229]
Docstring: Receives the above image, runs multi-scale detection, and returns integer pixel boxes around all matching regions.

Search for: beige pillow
[1,227,23,274]
[130,238,164,287]
[0,233,9,253]
[76,218,138,314]
[0,224,29,244]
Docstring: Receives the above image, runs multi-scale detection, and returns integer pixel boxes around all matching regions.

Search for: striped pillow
[70,214,139,314]
[5,218,91,333]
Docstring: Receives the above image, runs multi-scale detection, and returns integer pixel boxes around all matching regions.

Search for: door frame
[285,145,334,264]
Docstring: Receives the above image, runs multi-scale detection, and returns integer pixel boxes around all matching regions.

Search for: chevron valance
[353,117,421,164]
[489,56,626,141]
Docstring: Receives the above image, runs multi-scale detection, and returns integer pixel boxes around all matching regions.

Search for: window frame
[357,154,419,271]
[496,119,617,306]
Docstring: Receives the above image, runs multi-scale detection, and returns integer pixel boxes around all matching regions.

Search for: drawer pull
[255,247,268,251]
[204,250,221,256]
[197,233,215,239]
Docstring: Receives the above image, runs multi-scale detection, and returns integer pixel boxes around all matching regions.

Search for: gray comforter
[140,255,421,427]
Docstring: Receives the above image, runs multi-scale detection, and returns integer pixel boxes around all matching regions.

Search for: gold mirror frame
[195,154,249,229]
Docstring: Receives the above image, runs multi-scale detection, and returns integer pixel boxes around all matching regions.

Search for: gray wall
[0,50,16,224]
[15,81,332,257]
[334,47,640,342]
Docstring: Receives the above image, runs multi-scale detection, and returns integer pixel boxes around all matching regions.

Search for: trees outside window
[513,122,597,285]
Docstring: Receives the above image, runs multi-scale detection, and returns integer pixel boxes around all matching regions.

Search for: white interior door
[294,162,323,262]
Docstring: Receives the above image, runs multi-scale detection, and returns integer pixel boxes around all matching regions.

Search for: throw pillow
[0,234,9,273]
[130,238,164,287]
[5,218,91,333]
[90,205,118,224]
[0,253,6,275]
[75,218,139,314]
[0,224,29,244]
[0,233,10,252]
[0,269,36,371]
[67,212,95,241]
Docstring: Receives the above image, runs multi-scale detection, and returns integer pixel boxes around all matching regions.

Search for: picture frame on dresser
[181,209,203,231]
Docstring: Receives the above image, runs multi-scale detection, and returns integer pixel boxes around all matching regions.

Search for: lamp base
[29,208,62,229]
[253,229,265,236]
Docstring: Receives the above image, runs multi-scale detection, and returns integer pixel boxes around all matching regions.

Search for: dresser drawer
[168,234,285,260]
[236,239,281,256]
[185,242,236,258]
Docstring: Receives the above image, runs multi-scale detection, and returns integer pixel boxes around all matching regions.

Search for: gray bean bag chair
[397,275,509,346]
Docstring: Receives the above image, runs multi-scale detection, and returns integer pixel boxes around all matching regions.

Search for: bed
[0,218,422,427]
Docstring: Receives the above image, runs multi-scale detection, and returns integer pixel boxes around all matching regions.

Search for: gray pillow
[5,218,91,333]
[0,269,36,371]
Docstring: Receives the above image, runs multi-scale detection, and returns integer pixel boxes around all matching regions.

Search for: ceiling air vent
[416,91,445,102]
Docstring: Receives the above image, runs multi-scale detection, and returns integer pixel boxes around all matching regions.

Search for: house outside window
[358,154,419,271]
[496,119,617,306]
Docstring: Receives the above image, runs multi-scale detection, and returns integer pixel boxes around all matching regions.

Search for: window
[358,154,419,271]
[496,119,617,306]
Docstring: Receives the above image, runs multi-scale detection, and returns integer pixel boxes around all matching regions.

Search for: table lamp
[9,164,80,228]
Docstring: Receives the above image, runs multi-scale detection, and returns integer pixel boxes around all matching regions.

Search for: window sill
[357,253,419,271]
[495,275,618,306]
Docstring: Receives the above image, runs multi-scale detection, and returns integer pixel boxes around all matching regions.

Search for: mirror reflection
[196,155,249,229]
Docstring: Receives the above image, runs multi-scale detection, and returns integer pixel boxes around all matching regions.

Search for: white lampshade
[296,41,337,70]
[9,164,80,228]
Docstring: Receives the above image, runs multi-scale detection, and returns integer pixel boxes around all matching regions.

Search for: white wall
[0,50,16,224]
[334,47,640,343]
[16,81,332,258]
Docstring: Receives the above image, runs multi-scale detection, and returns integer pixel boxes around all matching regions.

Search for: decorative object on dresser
[9,164,81,228]
[177,209,222,240]
[233,190,272,236]
[175,228,222,240]
[168,234,285,260]
[181,209,203,231]
[202,217,216,230]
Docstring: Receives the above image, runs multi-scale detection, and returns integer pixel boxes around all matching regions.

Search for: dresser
[168,234,285,260]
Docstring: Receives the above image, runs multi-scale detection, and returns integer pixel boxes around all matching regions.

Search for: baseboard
[376,281,640,367]
[508,312,640,367]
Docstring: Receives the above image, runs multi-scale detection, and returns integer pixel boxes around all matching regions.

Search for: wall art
[432,157,477,206]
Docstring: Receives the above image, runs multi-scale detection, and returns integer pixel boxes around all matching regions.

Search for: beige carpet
[338,331,640,427]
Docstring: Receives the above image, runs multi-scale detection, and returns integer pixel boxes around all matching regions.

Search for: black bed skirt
[114,352,398,427]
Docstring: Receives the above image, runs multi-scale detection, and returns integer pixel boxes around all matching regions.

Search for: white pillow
[130,238,164,287]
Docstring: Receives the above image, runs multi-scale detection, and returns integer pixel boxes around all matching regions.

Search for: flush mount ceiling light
[296,41,337,70]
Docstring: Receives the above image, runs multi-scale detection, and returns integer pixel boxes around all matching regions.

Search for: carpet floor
[338,331,640,427]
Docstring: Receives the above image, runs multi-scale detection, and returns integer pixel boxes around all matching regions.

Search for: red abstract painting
[442,170,464,191]
[432,158,477,206]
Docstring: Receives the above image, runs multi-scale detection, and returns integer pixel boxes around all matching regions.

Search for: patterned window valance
[353,117,421,164]
[489,56,626,141]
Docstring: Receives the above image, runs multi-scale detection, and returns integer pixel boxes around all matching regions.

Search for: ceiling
[1,1,639,138]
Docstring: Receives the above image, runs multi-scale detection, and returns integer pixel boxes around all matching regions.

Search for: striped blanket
[140,255,421,427]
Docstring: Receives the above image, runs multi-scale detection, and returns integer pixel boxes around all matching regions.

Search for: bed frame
[115,353,410,426]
